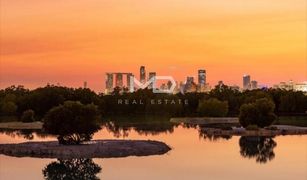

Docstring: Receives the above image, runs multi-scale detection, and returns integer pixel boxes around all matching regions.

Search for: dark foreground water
[0,119,306,180]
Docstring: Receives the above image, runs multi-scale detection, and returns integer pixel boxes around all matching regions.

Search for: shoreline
[0,139,171,159]
[200,125,307,136]
[170,117,239,125]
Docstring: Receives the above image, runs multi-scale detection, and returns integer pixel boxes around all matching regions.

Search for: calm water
[0,120,306,180]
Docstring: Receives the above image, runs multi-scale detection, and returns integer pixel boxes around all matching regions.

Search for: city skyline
[0,0,306,91]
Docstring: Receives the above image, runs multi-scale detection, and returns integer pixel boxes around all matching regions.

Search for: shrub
[21,109,35,122]
[43,101,101,145]
[239,98,277,128]
[197,98,228,117]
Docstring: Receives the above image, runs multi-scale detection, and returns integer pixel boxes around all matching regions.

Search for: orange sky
[0,0,306,92]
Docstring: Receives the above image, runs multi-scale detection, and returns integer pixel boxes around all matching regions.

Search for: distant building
[115,73,123,87]
[140,66,146,84]
[243,75,251,90]
[83,81,87,89]
[148,72,156,89]
[198,69,206,86]
[106,73,114,93]
[230,85,240,91]
[273,80,307,92]
[160,83,167,90]
[251,81,258,90]
[187,76,194,84]
[294,82,307,92]
[148,72,156,80]
[184,76,197,92]
[127,73,134,87]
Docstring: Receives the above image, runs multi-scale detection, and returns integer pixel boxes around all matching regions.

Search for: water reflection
[198,129,232,141]
[239,136,277,164]
[103,116,178,137]
[0,129,52,140]
[42,158,101,180]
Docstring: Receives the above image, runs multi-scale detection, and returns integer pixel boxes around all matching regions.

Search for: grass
[0,115,19,122]
[0,121,43,129]
[274,116,307,127]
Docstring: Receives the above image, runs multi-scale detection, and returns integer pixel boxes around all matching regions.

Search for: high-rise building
[243,75,251,90]
[140,66,146,84]
[187,76,194,84]
[148,72,156,89]
[198,69,206,86]
[83,81,87,89]
[184,76,197,92]
[251,81,258,90]
[148,72,156,80]
[115,73,123,87]
[106,73,114,92]
[127,73,134,87]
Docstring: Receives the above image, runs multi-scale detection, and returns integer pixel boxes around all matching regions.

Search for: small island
[0,140,171,159]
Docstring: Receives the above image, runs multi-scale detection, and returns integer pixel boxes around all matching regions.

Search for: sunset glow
[0,0,306,91]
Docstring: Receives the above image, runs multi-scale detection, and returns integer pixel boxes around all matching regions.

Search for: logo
[129,76,176,93]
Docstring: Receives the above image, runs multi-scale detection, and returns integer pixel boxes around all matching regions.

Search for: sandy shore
[0,139,171,158]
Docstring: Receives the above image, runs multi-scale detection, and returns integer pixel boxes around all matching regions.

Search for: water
[0,121,306,180]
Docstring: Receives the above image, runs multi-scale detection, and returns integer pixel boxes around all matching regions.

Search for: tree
[1,101,17,115]
[239,98,277,128]
[21,109,35,122]
[197,98,228,117]
[43,101,101,145]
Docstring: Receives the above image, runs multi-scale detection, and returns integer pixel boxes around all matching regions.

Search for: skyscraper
[198,69,206,86]
[148,72,156,89]
[127,73,134,87]
[106,73,114,92]
[115,73,123,87]
[243,75,251,90]
[140,66,146,84]
[187,76,194,84]
[251,81,258,90]
[148,72,156,80]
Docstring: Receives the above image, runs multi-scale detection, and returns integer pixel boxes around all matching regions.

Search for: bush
[239,98,277,128]
[21,109,35,122]
[197,98,228,117]
[43,101,101,145]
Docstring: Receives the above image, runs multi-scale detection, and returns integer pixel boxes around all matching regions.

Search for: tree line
[0,84,306,120]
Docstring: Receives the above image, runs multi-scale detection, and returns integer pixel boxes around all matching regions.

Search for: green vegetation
[239,98,277,128]
[0,84,306,121]
[197,98,228,117]
[43,101,101,145]
[274,116,307,127]
[21,109,35,122]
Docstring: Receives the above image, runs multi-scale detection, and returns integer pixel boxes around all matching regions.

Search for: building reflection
[239,136,277,164]
[42,158,101,180]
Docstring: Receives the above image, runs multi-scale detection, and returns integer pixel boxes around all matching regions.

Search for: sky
[0,0,306,92]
